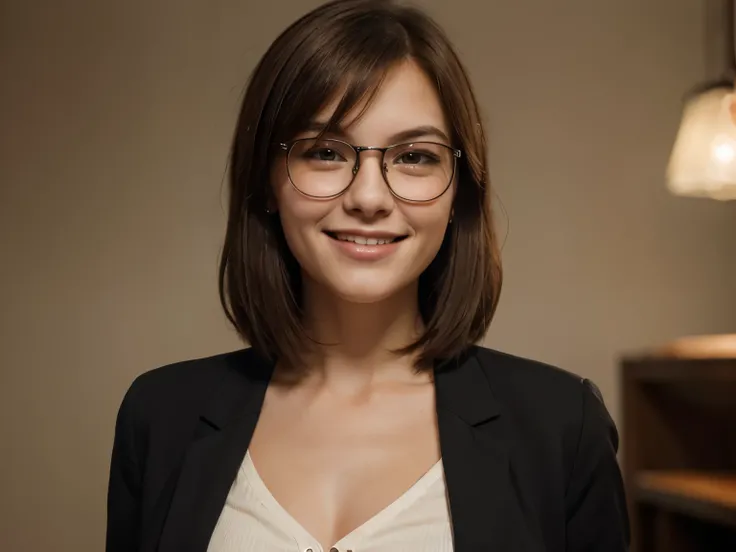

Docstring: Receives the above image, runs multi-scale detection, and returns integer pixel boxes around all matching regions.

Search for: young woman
[106,1,630,551]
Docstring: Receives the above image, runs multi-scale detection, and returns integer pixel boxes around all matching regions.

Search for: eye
[393,150,440,165]
[304,146,348,162]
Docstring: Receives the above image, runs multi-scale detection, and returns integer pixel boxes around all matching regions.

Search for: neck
[287,277,428,389]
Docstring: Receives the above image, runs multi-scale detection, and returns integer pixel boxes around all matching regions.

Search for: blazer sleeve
[106,379,145,552]
[565,379,630,552]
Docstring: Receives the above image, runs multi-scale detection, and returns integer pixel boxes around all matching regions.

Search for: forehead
[314,60,449,143]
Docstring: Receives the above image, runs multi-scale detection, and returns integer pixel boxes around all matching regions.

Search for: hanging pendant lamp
[666,0,736,201]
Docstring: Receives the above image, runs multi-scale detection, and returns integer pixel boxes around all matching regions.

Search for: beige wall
[1,0,734,550]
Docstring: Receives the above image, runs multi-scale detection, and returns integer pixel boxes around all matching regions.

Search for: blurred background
[1,0,735,550]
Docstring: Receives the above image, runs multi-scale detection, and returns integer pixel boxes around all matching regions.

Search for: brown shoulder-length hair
[219,0,502,370]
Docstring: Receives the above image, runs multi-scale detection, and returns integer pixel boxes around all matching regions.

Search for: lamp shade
[666,86,736,200]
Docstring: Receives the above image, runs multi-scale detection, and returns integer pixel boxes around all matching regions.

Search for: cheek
[272,170,336,266]
[277,198,329,257]
[400,203,453,269]
[404,197,453,240]
[422,214,452,254]
[271,158,291,208]
[272,161,333,220]
[277,180,338,229]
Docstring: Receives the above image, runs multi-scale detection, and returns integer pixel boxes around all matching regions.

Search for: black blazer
[107,346,630,552]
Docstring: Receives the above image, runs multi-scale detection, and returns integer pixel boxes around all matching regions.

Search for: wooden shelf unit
[635,471,736,527]
[621,345,736,552]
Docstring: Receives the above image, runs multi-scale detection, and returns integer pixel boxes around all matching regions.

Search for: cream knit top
[207,451,454,552]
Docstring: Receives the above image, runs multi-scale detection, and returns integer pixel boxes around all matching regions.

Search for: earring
[449,208,454,224]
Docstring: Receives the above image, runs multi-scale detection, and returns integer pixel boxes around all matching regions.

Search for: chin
[332,283,403,305]
[321,273,411,305]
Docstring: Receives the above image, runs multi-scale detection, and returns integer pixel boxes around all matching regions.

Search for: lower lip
[327,234,403,261]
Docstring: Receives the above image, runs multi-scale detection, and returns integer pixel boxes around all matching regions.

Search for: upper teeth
[335,234,395,245]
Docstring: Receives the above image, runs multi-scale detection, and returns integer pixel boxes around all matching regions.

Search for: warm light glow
[659,333,736,358]
[713,140,735,163]
[666,87,736,200]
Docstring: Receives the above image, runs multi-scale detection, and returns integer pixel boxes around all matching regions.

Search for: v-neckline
[241,450,444,550]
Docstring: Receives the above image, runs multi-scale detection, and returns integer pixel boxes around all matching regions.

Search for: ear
[265,187,279,214]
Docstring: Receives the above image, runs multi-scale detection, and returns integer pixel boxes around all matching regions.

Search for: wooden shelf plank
[635,471,736,528]
[657,334,736,359]
[621,358,736,382]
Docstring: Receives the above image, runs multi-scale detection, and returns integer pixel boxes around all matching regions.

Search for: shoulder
[469,346,629,548]
[468,345,619,472]
[470,345,608,417]
[469,347,630,547]
[119,348,255,412]
[110,347,269,492]
[113,347,264,450]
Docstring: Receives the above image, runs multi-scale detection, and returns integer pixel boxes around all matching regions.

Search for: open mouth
[323,231,408,246]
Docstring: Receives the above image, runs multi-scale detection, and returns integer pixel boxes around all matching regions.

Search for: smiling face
[271,60,456,305]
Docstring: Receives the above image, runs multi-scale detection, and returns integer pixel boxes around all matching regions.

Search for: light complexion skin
[249,59,455,549]
[270,59,455,384]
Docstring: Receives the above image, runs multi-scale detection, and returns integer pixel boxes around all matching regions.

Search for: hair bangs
[272,13,412,141]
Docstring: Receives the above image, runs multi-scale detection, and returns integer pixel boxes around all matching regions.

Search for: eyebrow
[304,121,452,145]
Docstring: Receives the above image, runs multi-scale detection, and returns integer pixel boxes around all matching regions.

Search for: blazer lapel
[435,350,545,552]
[150,351,273,552]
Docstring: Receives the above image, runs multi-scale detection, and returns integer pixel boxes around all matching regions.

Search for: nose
[341,151,395,220]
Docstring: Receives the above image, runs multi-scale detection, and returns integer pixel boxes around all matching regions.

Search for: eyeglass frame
[277,137,462,203]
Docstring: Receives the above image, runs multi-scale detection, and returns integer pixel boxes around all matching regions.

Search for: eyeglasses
[278,137,462,202]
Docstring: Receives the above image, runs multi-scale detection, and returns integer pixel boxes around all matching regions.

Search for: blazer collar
[435,347,545,552]
[147,349,274,552]
[198,349,274,429]
[434,348,501,426]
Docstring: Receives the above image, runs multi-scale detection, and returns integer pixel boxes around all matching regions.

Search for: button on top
[330,549,339,552]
